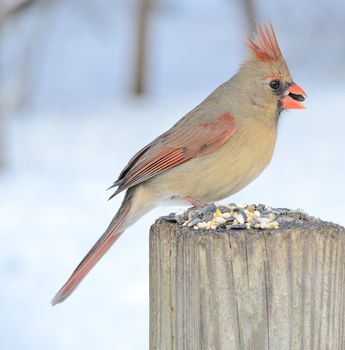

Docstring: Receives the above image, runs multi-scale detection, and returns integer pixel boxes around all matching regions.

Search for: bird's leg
[185,196,207,209]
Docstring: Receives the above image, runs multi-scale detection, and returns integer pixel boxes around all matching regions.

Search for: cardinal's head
[238,23,306,119]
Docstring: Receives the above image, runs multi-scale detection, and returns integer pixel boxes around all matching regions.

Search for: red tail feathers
[51,193,132,305]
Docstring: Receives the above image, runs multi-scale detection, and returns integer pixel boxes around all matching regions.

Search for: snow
[1,1,345,349]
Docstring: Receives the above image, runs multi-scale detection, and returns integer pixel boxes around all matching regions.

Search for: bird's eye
[269,80,281,90]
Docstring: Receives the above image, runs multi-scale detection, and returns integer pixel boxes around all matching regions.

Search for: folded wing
[109,113,236,198]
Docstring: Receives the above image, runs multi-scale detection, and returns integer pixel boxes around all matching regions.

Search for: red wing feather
[111,112,236,196]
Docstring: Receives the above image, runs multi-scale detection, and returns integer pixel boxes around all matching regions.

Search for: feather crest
[246,23,282,63]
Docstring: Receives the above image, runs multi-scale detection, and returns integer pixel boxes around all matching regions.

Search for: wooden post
[150,212,345,350]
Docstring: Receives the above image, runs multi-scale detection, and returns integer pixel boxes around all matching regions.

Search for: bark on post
[149,211,345,350]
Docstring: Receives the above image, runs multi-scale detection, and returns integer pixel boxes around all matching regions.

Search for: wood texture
[149,218,345,350]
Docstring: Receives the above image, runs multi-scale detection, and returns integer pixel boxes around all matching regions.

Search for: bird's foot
[185,196,207,209]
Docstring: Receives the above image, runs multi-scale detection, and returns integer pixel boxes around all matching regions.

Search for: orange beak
[281,83,306,109]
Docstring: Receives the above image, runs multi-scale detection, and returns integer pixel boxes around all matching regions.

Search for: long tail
[51,191,134,305]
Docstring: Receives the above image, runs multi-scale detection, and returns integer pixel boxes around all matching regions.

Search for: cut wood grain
[149,213,345,350]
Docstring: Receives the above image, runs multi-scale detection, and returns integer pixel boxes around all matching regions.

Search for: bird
[52,23,306,305]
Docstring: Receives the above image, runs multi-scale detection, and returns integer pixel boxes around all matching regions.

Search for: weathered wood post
[149,206,345,350]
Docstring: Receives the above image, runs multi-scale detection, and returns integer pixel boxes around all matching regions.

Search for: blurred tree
[0,0,48,169]
[0,0,112,169]
[238,0,256,34]
[133,0,153,95]
[0,0,38,21]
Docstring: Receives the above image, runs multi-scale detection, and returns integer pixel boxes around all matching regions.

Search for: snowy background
[1,1,345,349]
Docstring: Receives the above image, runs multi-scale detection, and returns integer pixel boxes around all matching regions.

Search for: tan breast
[145,117,278,204]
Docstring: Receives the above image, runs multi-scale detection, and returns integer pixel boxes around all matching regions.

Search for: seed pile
[163,203,283,230]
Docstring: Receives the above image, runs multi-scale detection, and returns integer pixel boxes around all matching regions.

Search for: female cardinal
[52,23,306,305]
